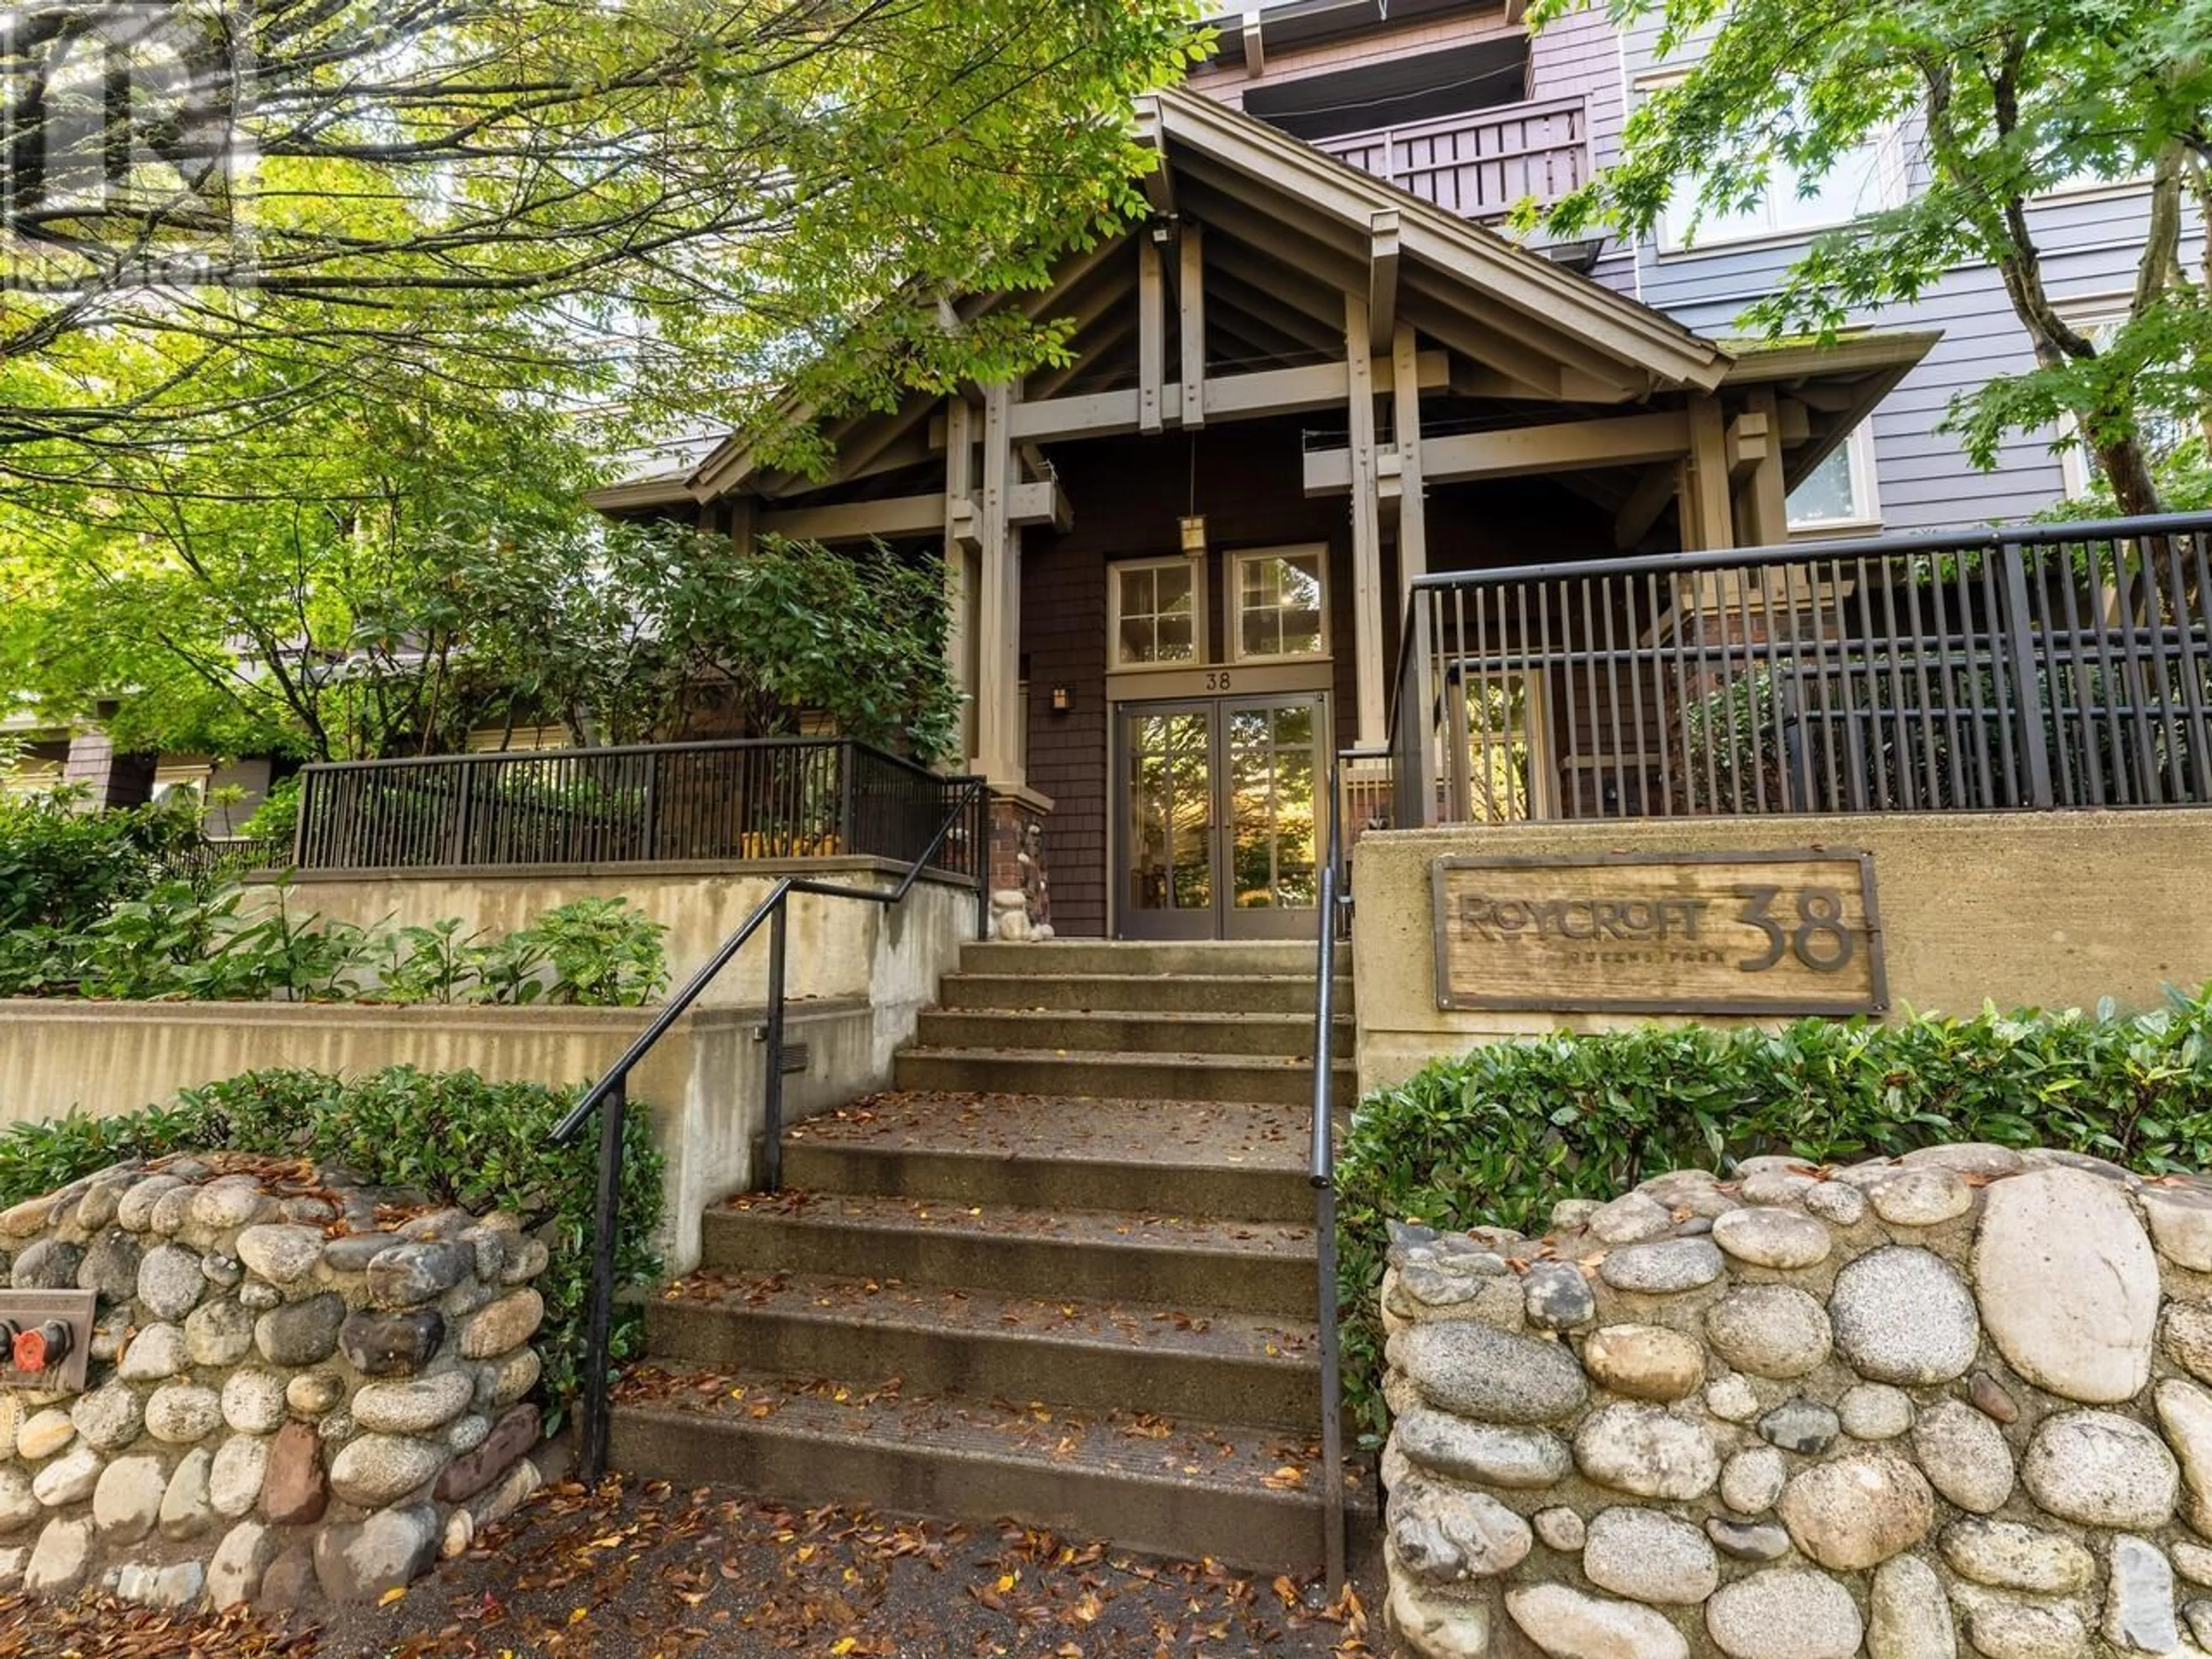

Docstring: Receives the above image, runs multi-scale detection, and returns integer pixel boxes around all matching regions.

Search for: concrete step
[937,972,1353,1016]
[959,940,1347,979]
[646,1271,1322,1431]
[911,1007,1350,1059]
[700,1192,1319,1318]
[609,1363,1367,1575]
[893,1047,1355,1109]
[782,1093,1320,1222]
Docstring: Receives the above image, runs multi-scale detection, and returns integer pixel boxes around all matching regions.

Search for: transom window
[1787,424,1881,533]
[1231,547,1327,662]
[1111,558,1199,668]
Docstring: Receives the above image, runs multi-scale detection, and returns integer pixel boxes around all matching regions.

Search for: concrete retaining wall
[1352,810,2212,1090]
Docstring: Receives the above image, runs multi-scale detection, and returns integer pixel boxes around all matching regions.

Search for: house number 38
[1732,885,1854,974]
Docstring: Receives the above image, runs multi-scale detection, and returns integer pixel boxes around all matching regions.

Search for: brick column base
[986,787,1052,941]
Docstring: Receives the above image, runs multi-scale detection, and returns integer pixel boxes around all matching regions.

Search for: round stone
[92,1453,166,1541]
[1947,1518,2099,1592]
[10,1238,84,1291]
[1388,1478,1531,1583]
[1506,1584,1689,1659]
[17,1408,74,1460]
[76,1229,142,1303]
[2165,1303,2212,1387]
[1705,1373,1760,1422]
[1829,1246,1979,1385]
[1584,1324,1706,1402]
[1776,1451,1936,1570]
[184,1298,256,1368]
[2158,1378,2212,1533]
[1533,1506,1585,1551]
[1975,1166,2158,1404]
[1708,1518,1792,1562]
[1758,1399,1840,1455]
[2142,1185,2212,1271]
[1588,1191,1675,1245]
[144,1383,222,1445]
[191,1181,278,1231]
[1522,1262,1596,1331]
[1802,1181,1868,1226]
[1868,1555,1956,1659]
[457,1289,543,1360]
[1393,1409,1570,1489]
[69,1384,142,1453]
[1583,1506,1717,1605]
[446,1414,490,1455]
[222,1370,287,1437]
[210,1434,268,1517]
[1868,1167,1973,1226]
[116,1322,189,1382]
[1962,1599,2089,1659]
[1598,1237,1724,1294]
[286,1371,346,1421]
[255,1293,346,1367]
[1912,1397,2015,1513]
[1721,1446,1787,1515]
[1574,1403,1719,1501]
[328,1434,447,1509]
[136,1244,206,1321]
[1706,1285,1832,1379]
[234,1225,325,1286]
[1903,1143,2025,1178]
[1839,1384,1914,1441]
[1705,1568,1863,1659]
[367,1240,474,1308]
[1712,1207,1831,1270]
[158,1447,212,1541]
[1740,1169,1817,1206]
[2021,1409,2178,1529]
[33,1446,103,1507]
[1393,1320,1588,1425]
[2107,1534,2181,1653]
[115,1175,184,1232]
[352,1372,475,1437]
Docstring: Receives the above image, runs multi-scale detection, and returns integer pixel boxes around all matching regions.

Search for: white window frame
[1786,423,1883,535]
[1108,555,1207,672]
[2051,293,2194,500]
[1227,544,1330,666]
[1639,75,1907,256]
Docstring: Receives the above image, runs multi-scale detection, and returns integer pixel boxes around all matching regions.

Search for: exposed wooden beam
[1025,312,1137,403]
[1138,231,1166,436]
[1407,296,1563,399]
[1726,409,1772,485]
[1613,465,1679,551]
[1368,210,1400,356]
[1392,323,1427,596]
[1003,350,1448,441]
[758,493,946,543]
[971,381,1023,784]
[942,397,976,760]
[1180,223,1207,431]
[1402,266,1645,397]
[1775,396,1813,444]
[1346,293,1386,747]
[1008,478,1071,532]
[1174,178,1370,294]
[833,392,939,487]
[1305,410,1692,493]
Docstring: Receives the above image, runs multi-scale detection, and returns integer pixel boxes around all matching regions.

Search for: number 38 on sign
[1430,850,1887,1016]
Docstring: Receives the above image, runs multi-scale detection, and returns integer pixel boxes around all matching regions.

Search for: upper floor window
[1787,424,1881,533]
[1231,547,1327,662]
[1644,79,1903,252]
[1111,557,1200,668]
[2055,296,2195,499]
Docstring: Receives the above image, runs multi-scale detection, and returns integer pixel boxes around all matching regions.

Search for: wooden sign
[1432,850,1886,1016]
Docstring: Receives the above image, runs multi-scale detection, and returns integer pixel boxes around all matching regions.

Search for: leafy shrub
[0,791,180,932]
[521,896,669,1006]
[1336,990,2212,1436]
[0,1067,664,1428]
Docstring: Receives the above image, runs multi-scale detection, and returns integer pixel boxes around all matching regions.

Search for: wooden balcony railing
[1316,96,1589,221]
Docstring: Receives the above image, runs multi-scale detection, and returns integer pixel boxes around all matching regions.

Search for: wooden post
[942,396,977,766]
[1179,224,1206,431]
[1733,387,1790,548]
[1346,295,1386,747]
[1684,395,1733,552]
[971,381,1024,786]
[1138,233,1166,436]
[1391,322,1427,596]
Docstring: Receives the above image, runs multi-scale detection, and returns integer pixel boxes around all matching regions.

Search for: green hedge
[0,1067,663,1429]
[1336,990,2212,1437]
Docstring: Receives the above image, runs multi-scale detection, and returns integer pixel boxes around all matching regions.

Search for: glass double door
[1116,692,1327,940]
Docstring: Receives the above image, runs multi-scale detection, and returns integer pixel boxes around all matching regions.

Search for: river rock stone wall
[1380,1146,2212,1658]
[0,1157,550,1612]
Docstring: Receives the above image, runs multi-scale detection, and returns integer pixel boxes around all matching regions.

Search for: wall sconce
[1050,686,1074,715]
[1179,514,1208,558]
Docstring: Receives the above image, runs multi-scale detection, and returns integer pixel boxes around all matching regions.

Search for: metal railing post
[1999,540,2057,808]
[578,1073,626,1486]
[1308,756,1347,1599]
[763,898,789,1194]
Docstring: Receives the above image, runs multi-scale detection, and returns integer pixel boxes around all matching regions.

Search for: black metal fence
[293,738,985,881]
[1387,513,2212,829]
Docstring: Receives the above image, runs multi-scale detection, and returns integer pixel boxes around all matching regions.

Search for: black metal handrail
[549,774,990,1483]
[290,736,979,877]
[1308,748,1366,1598]
[1384,510,2212,828]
